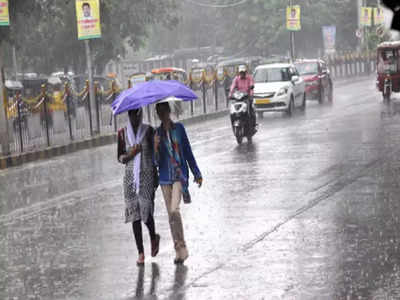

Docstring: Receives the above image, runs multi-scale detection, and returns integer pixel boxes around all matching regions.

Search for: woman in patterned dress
[118,108,160,265]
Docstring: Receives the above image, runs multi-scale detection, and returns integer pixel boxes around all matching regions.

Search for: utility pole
[358,0,362,50]
[12,46,17,80]
[85,40,98,135]
[289,0,295,62]
[363,0,370,55]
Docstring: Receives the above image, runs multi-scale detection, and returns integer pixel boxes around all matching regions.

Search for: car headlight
[277,87,288,96]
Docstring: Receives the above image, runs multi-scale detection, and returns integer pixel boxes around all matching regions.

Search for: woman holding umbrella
[154,102,203,264]
[117,108,160,266]
[112,80,201,265]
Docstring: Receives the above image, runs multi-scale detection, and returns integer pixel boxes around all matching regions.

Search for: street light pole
[12,46,18,80]
[363,0,370,54]
[289,0,295,62]
[85,40,98,135]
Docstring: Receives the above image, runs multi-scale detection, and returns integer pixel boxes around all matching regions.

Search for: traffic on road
[2,1,400,299]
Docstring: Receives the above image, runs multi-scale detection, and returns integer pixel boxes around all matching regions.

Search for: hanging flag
[0,0,9,26]
[75,0,102,40]
[286,5,301,31]
[322,26,336,54]
[360,7,372,27]
[374,7,384,25]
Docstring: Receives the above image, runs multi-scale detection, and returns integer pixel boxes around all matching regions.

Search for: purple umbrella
[111,80,197,115]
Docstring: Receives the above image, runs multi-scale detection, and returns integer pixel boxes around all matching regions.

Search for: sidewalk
[0,109,228,170]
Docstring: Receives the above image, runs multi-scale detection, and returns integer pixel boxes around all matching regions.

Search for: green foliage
[146,0,362,58]
[1,0,179,74]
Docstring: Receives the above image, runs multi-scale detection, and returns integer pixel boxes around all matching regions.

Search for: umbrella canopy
[111,80,197,115]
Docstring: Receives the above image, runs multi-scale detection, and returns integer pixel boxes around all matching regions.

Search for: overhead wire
[183,0,250,8]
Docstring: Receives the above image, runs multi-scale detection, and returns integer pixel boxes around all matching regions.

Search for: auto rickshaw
[377,41,400,102]
[129,72,147,87]
[151,68,188,118]
[151,67,188,83]
[48,77,67,112]
[21,77,50,128]
[5,80,27,131]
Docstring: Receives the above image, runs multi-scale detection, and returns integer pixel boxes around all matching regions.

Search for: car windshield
[254,67,290,83]
[295,63,318,75]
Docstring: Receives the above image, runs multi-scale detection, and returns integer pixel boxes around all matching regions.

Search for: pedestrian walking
[154,102,203,264]
[117,108,160,265]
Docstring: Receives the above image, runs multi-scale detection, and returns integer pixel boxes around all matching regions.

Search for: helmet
[238,65,247,73]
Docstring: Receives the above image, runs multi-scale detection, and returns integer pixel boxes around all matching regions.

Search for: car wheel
[301,93,306,111]
[286,96,294,117]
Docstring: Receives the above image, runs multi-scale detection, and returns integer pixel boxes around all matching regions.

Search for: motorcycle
[229,89,257,144]
[383,71,392,102]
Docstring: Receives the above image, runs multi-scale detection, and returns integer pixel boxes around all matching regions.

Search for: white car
[253,63,306,117]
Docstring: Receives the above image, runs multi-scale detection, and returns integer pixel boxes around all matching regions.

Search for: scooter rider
[229,65,257,133]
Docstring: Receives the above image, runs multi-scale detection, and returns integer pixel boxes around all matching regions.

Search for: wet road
[2,77,400,299]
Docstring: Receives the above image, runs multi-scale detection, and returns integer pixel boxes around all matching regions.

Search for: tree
[145,0,362,59]
[1,0,179,75]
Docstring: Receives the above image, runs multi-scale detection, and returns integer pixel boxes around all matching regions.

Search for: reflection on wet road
[2,77,400,299]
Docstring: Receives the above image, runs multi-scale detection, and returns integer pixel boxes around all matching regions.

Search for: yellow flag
[76,0,102,40]
[360,7,372,27]
[287,5,301,31]
[0,0,9,26]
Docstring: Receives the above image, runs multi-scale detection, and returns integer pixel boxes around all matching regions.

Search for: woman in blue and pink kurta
[154,102,202,264]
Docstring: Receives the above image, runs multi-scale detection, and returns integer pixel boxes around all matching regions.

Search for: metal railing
[325,52,377,79]
[1,51,375,156]
[1,77,229,156]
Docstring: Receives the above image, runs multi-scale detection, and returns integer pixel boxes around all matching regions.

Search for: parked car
[295,59,333,104]
[253,63,306,117]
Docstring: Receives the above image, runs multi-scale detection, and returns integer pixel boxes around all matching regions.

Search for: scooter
[383,72,392,102]
[229,90,257,145]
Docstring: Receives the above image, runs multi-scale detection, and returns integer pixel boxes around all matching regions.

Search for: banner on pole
[374,7,384,25]
[0,0,9,26]
[360,7,372,27]
[322,26,336,54]
[286,5,301,31]
[76,0,101,40]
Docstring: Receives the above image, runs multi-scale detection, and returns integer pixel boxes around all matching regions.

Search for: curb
[0,109,228,170]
